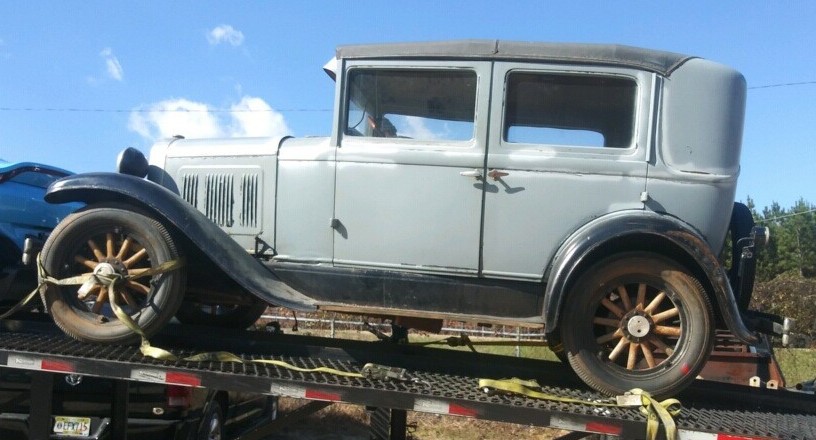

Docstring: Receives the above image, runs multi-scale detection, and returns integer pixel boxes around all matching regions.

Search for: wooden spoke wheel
[560,253,713,398]
[41,205,185,344]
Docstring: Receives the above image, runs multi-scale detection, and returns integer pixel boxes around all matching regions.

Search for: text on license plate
[53,416,92,437]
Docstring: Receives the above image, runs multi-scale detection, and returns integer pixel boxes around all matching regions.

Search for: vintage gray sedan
[40,41,773,398]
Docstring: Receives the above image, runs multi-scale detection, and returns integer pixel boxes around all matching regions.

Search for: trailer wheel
[560,253,713,398]
[40,206,186,344]
[175,296,268,329]
[198,399,225,440]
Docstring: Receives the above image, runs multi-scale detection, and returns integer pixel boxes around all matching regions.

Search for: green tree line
[745,198,816,344]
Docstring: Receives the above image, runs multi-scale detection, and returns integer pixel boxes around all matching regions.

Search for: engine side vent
[205,173,235,227]
[181,175,199,208]
[176,166,263,236]
[240,173,259,228]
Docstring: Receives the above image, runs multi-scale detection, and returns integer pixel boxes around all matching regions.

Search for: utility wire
[0,107,331,113]
[757,207,816,224]
[748,81,816,90]
[0,80,812,114]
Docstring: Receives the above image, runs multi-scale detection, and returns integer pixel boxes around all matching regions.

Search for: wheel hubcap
[70,231,153,316]
[624,313,652,341]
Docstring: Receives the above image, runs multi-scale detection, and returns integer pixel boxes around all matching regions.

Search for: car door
[333,61,491,275]
[482,62,655,280]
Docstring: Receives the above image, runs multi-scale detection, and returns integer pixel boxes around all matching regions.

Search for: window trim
[339,61,486,150]
[492,63,653,159]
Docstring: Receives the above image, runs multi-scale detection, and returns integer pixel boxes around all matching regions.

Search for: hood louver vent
[205,174,235,227]
[240,174,259,229]
[177,167,262,235]
[181,175,199,208]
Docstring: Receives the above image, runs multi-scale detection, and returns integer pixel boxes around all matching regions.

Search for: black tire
[175,296,268,329]
[560,253,713,398]
[545,332,569,364]
[198,399,225,440]
[728,202,756,311]
[40,206,186,344]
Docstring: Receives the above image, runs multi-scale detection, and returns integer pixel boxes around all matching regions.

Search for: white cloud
[229,96,290,137]
[100,48,123,81]
[128,96,289,141]
[207,25,244,46]
[400,116,438,139]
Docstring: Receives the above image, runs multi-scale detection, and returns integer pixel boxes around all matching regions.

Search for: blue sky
[1,1,813,211]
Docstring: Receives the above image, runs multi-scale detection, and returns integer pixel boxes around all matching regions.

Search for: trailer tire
[560,253,713,399]
[40,206,186,344]
[198,398,225,440]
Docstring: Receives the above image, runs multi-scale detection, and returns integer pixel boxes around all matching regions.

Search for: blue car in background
[0,160,78,312]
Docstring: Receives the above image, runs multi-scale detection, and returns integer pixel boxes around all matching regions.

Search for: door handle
[459,169,483,179]
[487,169,509,180]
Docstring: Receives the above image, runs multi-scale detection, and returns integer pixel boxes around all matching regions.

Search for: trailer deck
[1,317,814,439]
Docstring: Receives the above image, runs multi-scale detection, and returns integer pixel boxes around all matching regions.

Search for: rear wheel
[40,206,186,344]
[560,253,713,398]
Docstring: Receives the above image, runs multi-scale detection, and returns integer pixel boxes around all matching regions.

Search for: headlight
[116,147,149,178]
[752,226,770,247]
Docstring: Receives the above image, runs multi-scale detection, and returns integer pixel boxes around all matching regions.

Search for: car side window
[345,69,477,142]
[503,72,637,148]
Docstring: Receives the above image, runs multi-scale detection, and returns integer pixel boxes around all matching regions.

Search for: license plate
[53,416,92,437]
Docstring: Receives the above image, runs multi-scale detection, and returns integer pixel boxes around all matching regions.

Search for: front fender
[45,172,317,312]
[544,210,757,344]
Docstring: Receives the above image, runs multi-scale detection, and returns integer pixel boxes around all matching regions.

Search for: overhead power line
[0,107,331,113]
[0,80,812,114]
[757,207,816,224]
[748,80,816,90]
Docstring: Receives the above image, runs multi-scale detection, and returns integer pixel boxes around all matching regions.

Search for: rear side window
[503,72,637,148]
[345,69,477,142]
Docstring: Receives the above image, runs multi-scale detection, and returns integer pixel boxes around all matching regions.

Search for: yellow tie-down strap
[21,255,366,379]
[21,255,679,440]
[479,377,681,440]
[410,334,549,353]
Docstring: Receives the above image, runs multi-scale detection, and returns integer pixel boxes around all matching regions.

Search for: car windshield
[9,171,62,188]
[0,162,68,189]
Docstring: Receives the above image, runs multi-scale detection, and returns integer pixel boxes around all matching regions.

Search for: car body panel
[275,136,336,262]
[44,173,316,312]
[45,40,752,342]
[0,161,76,254]
[0,161,79,306]
[482,63,654,279]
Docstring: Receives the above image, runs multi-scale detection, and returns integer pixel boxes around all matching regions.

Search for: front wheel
[560,253,713,398]
[40,206,186,344]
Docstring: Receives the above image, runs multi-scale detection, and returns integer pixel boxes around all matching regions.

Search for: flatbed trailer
[1,317,814,440]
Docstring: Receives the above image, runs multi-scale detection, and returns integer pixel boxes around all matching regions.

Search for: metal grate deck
[1,321,814,439]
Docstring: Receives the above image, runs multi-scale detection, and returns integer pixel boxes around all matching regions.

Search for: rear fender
[544,210,757,344]
[45,172,316,311]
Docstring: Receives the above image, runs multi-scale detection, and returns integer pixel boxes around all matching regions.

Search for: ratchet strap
[479,377,680,440]
[411,334,549,353]
[17,255,681,439]
[0,280,42,320]
[28,255,366,378]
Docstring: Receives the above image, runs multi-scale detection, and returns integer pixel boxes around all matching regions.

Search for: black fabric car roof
[335,40,695,76]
